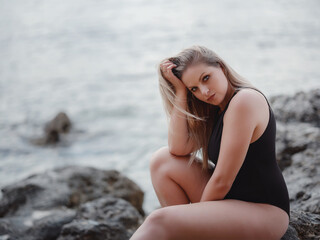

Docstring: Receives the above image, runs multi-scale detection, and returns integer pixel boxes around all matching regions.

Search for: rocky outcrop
[281,210,320,240]
[57,197,142,240]
[0,166,144,240]
[271,89,320,239]
[270,89,320,127]
[31,112,72,145]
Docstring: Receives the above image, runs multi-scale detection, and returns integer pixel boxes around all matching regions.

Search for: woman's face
[181,63,232,110]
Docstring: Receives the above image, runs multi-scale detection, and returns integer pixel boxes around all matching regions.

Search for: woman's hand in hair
[160,60,187,94]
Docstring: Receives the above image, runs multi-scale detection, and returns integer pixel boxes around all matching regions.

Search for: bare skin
[130,61,289,240]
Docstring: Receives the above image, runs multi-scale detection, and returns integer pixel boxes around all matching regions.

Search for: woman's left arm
[200,91,259,202]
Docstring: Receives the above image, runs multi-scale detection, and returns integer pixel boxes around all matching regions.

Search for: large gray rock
[270,89,320,127]
[270,89,320,240]
[282,210,320,240]
[275,122,320,170]
[271,89,320,239]
[76,197,143,235]
[272,93,320,214]
[57,220,129,240]
[0,166,144,240]
[58,197,143,240]
[283,148,320,214]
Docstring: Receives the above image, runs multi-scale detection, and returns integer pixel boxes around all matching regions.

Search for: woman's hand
[160,60,187,94]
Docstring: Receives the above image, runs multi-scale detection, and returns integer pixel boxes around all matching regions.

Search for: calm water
[0,0,319,213]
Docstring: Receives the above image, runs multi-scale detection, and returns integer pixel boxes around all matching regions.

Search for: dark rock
[0,166,144,216]
[0,166,144,240]
[281,225,300,240]
[0,235,10,240]
[282,148,320,214]
[57,220,129,240]
[282,210,320,240]
[31,112,72,146]
[45,112,72,134]
[0,183,43,217]
[272,90,320,214]
[275,122,320,171]
[270,89,320,127]
[26,208,77,240]
[77,197,143,235]
[57,197,143,240]
[271,89,320,239]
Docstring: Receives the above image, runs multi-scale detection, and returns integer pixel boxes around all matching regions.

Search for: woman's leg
[149,146,213,207]
[130,146,289,239]
[131,200,289,240]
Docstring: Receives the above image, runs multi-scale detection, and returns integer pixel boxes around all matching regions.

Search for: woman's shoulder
[225,88,269,122]
[230,88,268,110]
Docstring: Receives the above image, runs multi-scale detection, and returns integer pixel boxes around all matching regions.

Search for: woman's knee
[142,209,170,239]
[149,146,171,174]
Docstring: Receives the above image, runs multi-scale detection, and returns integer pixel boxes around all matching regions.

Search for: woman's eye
[203,75,209,82]
[191,87,197,92]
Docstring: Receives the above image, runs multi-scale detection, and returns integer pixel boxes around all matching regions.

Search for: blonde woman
[130,46,290,240]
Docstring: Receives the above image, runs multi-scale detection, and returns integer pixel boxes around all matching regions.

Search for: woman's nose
[200,86,209,96]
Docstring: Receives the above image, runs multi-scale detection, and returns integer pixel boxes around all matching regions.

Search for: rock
[45,112,72,134]
[271,89,320,239]
[282,210,320,240]
[31,112,72,146]
[272,104,320,214]
[76,197,143,235]
[282,225,300,240]
[57,220,129,240]
[57,197,143,240]
[0,166,144,240]
[270,89,320,127]
[282,148,320,214]
[26,208,77,240]
[275,122,320,170]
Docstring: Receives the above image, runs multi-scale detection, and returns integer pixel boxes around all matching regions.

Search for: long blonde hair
[158,46,256,170]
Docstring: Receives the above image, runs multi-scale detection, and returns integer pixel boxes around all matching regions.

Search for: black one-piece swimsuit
[208,89,290,217]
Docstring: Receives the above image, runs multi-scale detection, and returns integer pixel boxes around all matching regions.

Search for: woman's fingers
[160,61,176,73]
[160,60,186,91]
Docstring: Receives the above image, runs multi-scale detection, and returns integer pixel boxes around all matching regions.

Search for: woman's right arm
[160,61,197,156]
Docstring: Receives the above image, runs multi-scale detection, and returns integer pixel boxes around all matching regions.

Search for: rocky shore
[272,89,320,240]
[0,166,144,240]
[0,89,319,240]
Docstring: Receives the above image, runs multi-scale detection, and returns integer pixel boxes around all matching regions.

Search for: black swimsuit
[208,89,290,217]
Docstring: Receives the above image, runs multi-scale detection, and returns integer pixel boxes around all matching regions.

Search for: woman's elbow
[213,177,233,195]
[168,146,192,157]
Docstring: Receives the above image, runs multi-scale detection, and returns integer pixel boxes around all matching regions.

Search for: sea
[0,0,319,213]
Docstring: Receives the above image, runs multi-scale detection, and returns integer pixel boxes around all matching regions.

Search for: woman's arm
[168,90,197,156]
[200,90,262,201]
[160,61,197,156]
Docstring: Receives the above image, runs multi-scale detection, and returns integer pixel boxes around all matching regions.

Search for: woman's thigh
[148,200,289,240]
[150,146,214,203]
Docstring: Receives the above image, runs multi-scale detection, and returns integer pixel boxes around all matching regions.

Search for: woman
[130,46,290,240]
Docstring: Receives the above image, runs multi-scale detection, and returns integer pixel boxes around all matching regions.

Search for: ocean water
[0,0,319,213]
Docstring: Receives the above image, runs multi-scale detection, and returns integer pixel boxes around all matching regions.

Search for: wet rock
[31,112,72,145]
[45,112,72,134]
[57,197,143,240]
[271,89,320,239]
[0,166,144,216]
[57,220,129,240]
[0,166,144,240]
[282,210,320,240]
[272,96,320,214]
[76,197,143,235]
[283,148,320,214]
[270,89,320,127]
[275,122,320,170]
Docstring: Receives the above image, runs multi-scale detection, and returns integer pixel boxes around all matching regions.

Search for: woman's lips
[207,93,215,101]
